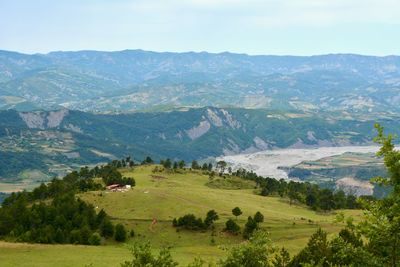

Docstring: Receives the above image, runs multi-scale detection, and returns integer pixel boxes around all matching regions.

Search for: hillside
[1,50,400,113]
[1,107,400,186]
[0,165,361,266]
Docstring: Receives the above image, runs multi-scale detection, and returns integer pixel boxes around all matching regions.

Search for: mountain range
[1,50,399,113]
[1,49,400,184]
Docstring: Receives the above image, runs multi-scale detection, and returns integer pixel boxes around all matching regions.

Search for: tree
[100,218,114,238]
[254,211,264,223]
[305,193,317,208]
[243,216,258,239]
[115,223,127,242]
[359,125,400,266]
[291,228,380,267]
[287,183,299,205]
[201,163,208,170]
[232,207,242,220]
[333,190,347,209]
[291,228,330,266]
[204,210,219,228]
[178,160,185,169]
[219,230,273,267]
[319,189,335,211]
[142,156,154,165]
[191,160,200,169]
[273,248,291,267]
[216,161,227,174]
[163,159,172,169]
[207,163,213,172]
[225,219,240,235]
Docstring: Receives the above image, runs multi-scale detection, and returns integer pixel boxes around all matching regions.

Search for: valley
[219,146,385,195]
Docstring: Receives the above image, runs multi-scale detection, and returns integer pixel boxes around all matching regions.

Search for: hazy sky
[1,0,399,55]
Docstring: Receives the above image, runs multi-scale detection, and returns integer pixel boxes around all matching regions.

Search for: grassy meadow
[0,165,362,266]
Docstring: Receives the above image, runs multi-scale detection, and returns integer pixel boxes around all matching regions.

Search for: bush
[89,232,101,245]
[121,242,178,267]
[173,214,205,230]
[204,210,219,228]
[115,224,127,242]
[100,219,114,238]
[243,216,258,239]
[225,219,241,235]
[130,229,135,238]
[254,211,264,223]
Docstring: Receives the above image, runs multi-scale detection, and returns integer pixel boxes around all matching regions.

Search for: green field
[0,165,362,266]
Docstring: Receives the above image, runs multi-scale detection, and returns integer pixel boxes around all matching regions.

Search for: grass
[0,165,362,266]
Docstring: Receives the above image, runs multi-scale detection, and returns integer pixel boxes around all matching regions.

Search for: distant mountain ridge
[1,50,399,113]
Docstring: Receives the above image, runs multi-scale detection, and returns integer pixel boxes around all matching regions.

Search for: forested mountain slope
[1,107,399,180]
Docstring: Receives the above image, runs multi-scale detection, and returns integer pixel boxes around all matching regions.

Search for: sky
[0,0,399,56]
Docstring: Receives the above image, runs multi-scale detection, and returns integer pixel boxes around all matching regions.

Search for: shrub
[89,232,101,245]
[225,219,241,235]
[115,224,127,242]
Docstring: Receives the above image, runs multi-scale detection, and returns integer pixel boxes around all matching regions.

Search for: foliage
[0,193,112,245]
[121,242,178,267]
[290,228,382,267]
[254,212,264,223]
[225,219,241,235]
[89,232,101,245]
[114,224,127,242]
[172,214,205,230]
[234,168,361,211]
[273,248,291,267]
[232,207,242,219]
[99,165,135,186]
[357,124,400,267]
[219,230,273,267]
[204,210,219,228]
[243,216,258,239]
[173,210,219,231]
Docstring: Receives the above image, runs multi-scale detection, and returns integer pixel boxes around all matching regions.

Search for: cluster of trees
[159,158,213,172]
[98,165,135,186]
[107,156,154,168]
[172,210,219,231]
[161,159,186,169]
[0,192,116,245]
[243,212,264,239]
[108,157,135,168]
[224,207,265,239]
[29,167,104,201]
[0,164,131,245]
[27,162,135,201]
[191,160,213,171]
[233,168,362,211]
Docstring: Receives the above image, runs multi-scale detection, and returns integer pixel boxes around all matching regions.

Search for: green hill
[0,165,361,266]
